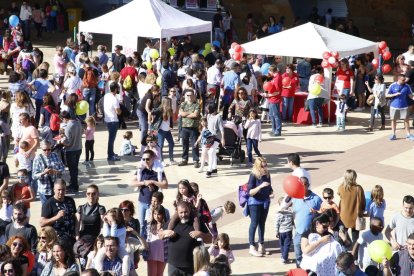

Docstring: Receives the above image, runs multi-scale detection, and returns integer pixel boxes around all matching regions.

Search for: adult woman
[62,93,78,120]
[281,64,299,122]
[393,55,409,81]
[229,87,252,119]
[36,226,58,275]
[365,74,386,131]
[40,240,79,276]
[300,214,343,275]
[207,103,225,146]
[1,259,23,276]
[39,93,58,143]
[337,169,365,244]
[75,184,106,240]
[8,72,28,98]
[138,85,158,150]
[10,91,35,143]
[0,244,11,267]
[307,66,326,127]
[246,157,273,257]
[6,235,30,276]
[2,29,13,71]
[335,58,355,109]
[153,97,176,165]
[119,200,140,238]
[323,209,352,250]
[354,57,367,111]
[193,245,210,276]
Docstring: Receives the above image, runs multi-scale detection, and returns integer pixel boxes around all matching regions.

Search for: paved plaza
[1,35,413,275]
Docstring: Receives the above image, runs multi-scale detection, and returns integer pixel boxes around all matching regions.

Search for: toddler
[319,188,340,214]
[208,233,235,264]
[335,93,348,131]
[119,131,136,156]
[368,185,386,224]
[209,201,236,241]
[14,141,35,182]
[244,109,262,166]
[195,118,218,177]
[83,116,96,165]
[275,196,294,264]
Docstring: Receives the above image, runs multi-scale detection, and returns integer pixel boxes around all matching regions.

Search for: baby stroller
[217,119,245,166]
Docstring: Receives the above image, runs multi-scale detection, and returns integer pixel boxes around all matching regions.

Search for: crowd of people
[0,2,413,276]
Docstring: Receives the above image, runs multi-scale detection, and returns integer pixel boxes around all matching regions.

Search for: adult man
[104,82,122,161]
[40,180,77,244]
[386,74,414,141]
[212,8,224,46]
[292,177,322,266]
[111,45,126,73]
[384,232,414,276]
[267,64,283,136]
[17,113,39,157]
[61,111,82,192]
[385,195,414,250]
[0,161,10,194]
[130,150,168,236]
[336,252,368,276]
[94,236,133,275]
[19,1,32,41]
[5,203,37,253]
[120,57,138,111]
[162,201,211,275]
[288,153,311,185]
[178,90,201,168]
[32,140,65,203]
[207,59,223,109]
[297,58,312,91]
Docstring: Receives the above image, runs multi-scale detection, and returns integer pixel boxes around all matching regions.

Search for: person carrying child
[275,196,294,264]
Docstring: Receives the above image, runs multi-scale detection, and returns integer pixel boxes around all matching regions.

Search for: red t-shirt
[268,73,282,104]
[120,66,138,85]
[281,72,298,98]
[336,68,354,89]
[13,185,31,208]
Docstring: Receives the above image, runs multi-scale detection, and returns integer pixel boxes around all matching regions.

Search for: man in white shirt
[207,59,223,110]
[19,2,32,41]
[287,153,311,185]
[402,45,414,64]
[104,82,122,161]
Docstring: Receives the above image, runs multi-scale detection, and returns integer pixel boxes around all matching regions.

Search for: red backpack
[44,106,61,131]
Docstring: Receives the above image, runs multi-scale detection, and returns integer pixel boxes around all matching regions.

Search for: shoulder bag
[355,185,366,231]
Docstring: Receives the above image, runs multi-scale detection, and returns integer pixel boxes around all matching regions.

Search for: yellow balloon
[144,61,152,70]
[156,76,162,87]
[309,83,321,95]
[368,240,392,263]
[75,100,89,115]
[168,48,176,56]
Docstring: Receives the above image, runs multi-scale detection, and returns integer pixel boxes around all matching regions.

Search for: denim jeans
[137,201,150,237]
[157,129,175,161]
[106,121,119,158]
[137,109,148,148]
[308,97,324,125]
[83,88,96,115]
[65,149,81,189]
[181,127,199,162]
[39,193,53,205]
[279,231,293,261]
[248,204,269,246]
[370,105,385,128]
[268,102,282,135]
[337,116,346,129]
[282,97,294,121]
[214,28,224,43]
[35,99,43,127]
[293,232,303,267]
[246,138,261,163]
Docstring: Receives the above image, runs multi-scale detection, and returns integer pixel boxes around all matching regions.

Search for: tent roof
[78,0,212,38]
[241,22,378,59]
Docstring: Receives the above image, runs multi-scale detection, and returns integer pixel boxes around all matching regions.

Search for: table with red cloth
[291,92,336,125]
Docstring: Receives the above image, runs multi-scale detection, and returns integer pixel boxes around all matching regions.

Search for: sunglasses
[42,148,51,151]
[142,158,150,161]
[12,242,23,248]
[17,176,26,179]
[323,196,332,199]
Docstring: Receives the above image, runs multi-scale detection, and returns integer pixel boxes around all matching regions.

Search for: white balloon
[229,49,235,55]
[328,56,336,64]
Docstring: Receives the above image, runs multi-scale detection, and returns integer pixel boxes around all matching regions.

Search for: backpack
[82,67,98,88]
[238,183,249,207]
[73,234,95,260]
[123,75,133,90]
[201,129,215,148]
[22,58,35,72]
[44,106,61,131]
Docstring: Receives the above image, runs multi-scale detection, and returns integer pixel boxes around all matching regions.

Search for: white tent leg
[324,67,333,125]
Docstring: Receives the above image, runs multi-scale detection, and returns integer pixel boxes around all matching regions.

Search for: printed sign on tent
[185,0,198,9]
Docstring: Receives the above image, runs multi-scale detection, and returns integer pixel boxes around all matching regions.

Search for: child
[208,233,235,264]
[119,131,136,156]
[190,182,212,228]
[319,188,340,214]
[195,118,218,177]
[244,109,262,167]
[209,201,236,241]
[368,185,386,224]
[352,217,384,270]
[85,234,104,269]
[144,191,171,229]
[146,205,168,276]
[260,92,269,123]
[14,141,34,182]
[335,93,348,131]
[83,116,96,165]
[94,208,130,275]
[10,169,35,222]
[144,134,161,161]
[275,196,294,263]
[0,190,13,236]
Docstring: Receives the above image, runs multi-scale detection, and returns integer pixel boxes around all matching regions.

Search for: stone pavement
[1,34,414,275]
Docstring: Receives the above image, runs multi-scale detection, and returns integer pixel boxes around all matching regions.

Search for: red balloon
[382,51,392,61]
[372,58,379,68]
[234,44,242,52]
[263,81,273,92]
[231,42,238,49]
[321,59,330,68]
[322,51,331,60]
[23,251,35,274]
[282,76,291,87]
[378,41,387,50]
[332,61,339,68]
[331,51,339,59]
[315,74,324,84]
[233,52,242,61]
[382,64,391,74]
[283,175,305,199]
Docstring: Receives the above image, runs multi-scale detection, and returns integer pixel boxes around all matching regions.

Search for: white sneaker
[198,167,204,173]
[161,161,168,167]
[249,246,263,257]
[169,160,177,166]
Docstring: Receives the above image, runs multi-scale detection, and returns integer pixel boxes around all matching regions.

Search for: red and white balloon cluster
[321,51,340,69]
[228,42,245,61]
[372,41,392,74]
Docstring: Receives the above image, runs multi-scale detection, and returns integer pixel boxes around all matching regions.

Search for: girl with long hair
[147,205,168,276]
[10,91,35,143]
[153,97,176,165]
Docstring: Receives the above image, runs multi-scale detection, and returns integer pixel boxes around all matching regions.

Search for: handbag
[355,185,366,231]
[366,94,375,106]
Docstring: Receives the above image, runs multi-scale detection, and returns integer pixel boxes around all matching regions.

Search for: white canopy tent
[78,0,212,54]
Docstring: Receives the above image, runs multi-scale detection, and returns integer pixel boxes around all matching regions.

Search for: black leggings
[85,140,95,161]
